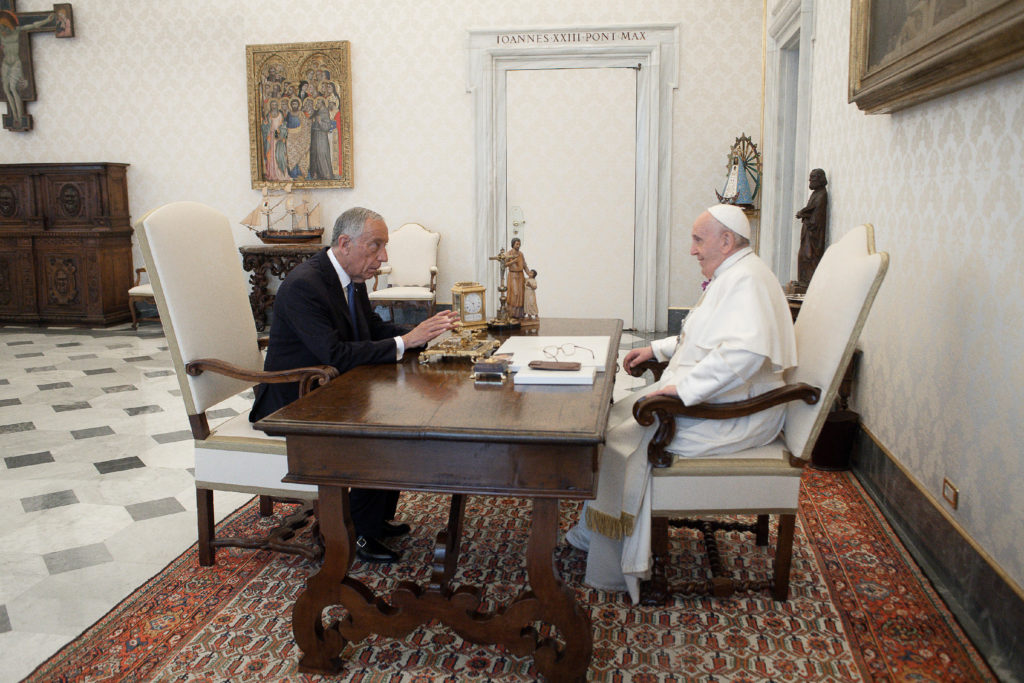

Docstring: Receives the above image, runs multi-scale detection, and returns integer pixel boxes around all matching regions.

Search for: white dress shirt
[326,248,404,359]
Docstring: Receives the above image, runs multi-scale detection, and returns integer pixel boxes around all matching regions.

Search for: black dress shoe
[380,520,411,538]
[355,536,399,564]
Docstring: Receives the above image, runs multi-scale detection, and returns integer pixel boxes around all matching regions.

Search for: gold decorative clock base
[418,328,499,365]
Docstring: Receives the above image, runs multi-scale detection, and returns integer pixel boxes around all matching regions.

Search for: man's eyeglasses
[542,344,595,361]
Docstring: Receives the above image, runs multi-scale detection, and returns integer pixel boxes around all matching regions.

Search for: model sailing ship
[241,184,324,244]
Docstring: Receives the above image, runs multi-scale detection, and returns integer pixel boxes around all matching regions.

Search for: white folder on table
[512,365,597,386]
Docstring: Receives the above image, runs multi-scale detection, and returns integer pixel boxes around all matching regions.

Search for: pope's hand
[622,346,654,374]
[645,384,680,400]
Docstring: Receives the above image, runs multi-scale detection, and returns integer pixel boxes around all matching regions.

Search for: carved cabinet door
[39,172,100,229]
[0,174,35,226]
[34,238,88,318]
[0,236,38,320]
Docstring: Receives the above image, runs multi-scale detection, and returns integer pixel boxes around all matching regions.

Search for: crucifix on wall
[0,1,73,132]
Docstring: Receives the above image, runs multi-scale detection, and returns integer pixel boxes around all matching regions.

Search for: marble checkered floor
[0,323,656,683]
[0,323,253,682]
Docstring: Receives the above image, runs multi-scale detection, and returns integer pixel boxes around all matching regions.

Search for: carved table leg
[527,498,592,682]
[292,491,594,680]
[431,493,465,591]
[292,485,352,674]
[240,253,271,331]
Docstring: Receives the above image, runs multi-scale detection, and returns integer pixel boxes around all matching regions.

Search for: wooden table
[257,318,622,682]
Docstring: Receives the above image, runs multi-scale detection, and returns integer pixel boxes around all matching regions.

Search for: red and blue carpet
[26,470,994,682]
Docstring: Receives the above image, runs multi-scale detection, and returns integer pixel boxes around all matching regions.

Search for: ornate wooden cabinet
[0,163,133,326]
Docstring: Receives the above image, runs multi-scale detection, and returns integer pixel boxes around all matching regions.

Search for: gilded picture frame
[849,0,1024,114]
[246,41,353,189]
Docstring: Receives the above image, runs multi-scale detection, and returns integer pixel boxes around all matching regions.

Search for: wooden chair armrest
[185,358,339,397]
[628,359,668,381]
[257,336,269,351]
[633,382,821,467]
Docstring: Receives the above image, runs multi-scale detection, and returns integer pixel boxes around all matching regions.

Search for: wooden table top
[258,317,623,446]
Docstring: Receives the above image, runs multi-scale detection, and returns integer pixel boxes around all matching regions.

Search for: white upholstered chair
[128,267,159,330]
[631,224,888,602]
[136,201,337,565]
[369,222,439,317]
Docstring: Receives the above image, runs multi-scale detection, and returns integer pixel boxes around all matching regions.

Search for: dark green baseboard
[851,427,1023,682]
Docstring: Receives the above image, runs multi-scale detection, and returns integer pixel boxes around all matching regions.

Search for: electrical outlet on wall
[942,478,959,510]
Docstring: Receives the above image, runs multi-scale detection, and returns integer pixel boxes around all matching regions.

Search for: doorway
[763,1,816,281]
[505,67,636,322]
[468,26,679,331]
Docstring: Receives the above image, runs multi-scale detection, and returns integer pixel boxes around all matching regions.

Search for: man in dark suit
[250,206,458,563]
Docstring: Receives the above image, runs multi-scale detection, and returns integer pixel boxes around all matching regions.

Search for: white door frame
[467,25,678,331]
[762,0,815,281]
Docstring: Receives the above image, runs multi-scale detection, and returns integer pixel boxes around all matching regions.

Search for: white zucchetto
[707,203,750,239]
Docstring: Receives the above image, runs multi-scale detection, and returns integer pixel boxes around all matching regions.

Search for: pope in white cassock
[567,203,798,603]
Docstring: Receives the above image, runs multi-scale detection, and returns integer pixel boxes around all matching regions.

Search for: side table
[239,244,323,331]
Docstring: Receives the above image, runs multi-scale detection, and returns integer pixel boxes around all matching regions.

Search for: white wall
[781,1,1024,589]
[8,0,1019,608]
[0,0,763,310]
[10,0,1020,593]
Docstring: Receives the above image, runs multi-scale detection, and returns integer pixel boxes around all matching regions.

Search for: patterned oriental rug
[26,470,994,682]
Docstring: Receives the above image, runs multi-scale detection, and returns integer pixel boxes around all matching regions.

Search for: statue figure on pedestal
[796,168,828,285]
[522,269,539,321]
[504,238,529,319]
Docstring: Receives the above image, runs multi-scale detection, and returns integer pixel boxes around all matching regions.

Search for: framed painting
[849,0,1024,114]
[246,41,353,189]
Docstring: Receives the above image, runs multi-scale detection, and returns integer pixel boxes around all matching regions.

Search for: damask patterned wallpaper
[799,4,1024,588]
[6,0,1020,592]
[0,0,762,310]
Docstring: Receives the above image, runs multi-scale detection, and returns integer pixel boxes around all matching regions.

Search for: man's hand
[402,310,459,348]
[622,345,655,374]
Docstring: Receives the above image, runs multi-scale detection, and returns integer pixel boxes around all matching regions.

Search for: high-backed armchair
[631,224,888,602]
[136,201,338,565]
[369,222,439,318]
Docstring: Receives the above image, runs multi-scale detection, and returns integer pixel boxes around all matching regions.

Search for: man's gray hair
[331,207,383,244]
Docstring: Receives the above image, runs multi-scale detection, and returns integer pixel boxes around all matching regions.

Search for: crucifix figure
[0,1,73,132]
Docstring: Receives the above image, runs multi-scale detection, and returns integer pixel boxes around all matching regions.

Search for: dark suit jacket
[249,248,407,421]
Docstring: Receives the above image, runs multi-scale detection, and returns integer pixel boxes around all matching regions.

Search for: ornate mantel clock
[451,281,487,329]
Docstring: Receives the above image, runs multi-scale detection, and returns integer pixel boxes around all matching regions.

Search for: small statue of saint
[796,168,828,285]
[502,238,529,319]
[522,269,539,321]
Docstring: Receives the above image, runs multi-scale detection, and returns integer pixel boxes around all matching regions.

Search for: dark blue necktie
[346,281,360,340]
